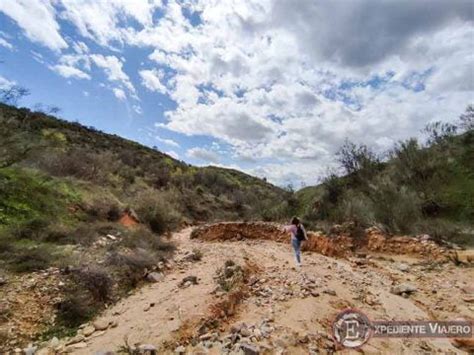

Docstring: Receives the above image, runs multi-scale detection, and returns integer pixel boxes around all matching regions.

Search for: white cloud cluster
[187,147,220,164]
[0,0,67,51]
[2,0,472,185]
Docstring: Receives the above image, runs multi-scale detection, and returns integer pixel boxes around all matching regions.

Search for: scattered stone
[146,272,164,283]
[174,345,186,354]
[23,345,37,355]
[93,319,110,331]
[311,291,320,297]
[0,276,6,286]
[199,333,213,341]
[240,343,259,355]
[323,289,336,296]
[67,334,85,345]
[463,296,474,303]
[106,234,117,240]
[83,325,95,337]
[240,327,252,337]
[70,342,88,349]
[396,263,410,272]
[180,275,198,287]
[390,283,417,296]
[138,344,157,354]
[50,337,60,348]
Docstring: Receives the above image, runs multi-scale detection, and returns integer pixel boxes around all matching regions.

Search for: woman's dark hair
[291,216,300,225]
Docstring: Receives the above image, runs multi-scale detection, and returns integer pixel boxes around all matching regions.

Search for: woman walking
[284,217,308,268]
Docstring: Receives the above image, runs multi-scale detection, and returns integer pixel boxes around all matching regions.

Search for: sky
[0,0,472,187]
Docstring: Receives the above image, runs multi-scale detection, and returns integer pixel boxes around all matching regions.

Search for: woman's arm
[301,224,308,240]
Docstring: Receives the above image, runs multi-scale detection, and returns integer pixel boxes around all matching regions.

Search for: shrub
[72,267,113,303]
[13,217,50,240]
[9,246,53,272]
[107,250,156,289]
[132,190,182,234]
[121,227,176,256]
[56,292,96,328]
[215,260,245,292]
[191,248,203,261]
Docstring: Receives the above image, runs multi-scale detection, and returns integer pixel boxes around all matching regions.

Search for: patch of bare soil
[7,223,474,354]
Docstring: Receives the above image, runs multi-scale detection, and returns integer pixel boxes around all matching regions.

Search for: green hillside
[296,106,474,245]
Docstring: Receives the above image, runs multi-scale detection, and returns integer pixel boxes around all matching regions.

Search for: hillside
[295,108,474,246]
[0,103,292,348]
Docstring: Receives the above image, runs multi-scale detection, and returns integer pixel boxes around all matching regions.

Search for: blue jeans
[291,237,301,265]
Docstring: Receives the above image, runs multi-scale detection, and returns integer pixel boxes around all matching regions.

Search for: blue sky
[0,0,472,187]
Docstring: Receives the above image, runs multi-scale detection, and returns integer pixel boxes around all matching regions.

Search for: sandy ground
[65,227,474,354]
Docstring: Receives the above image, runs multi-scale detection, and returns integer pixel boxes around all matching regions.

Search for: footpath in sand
[41,224,473,354]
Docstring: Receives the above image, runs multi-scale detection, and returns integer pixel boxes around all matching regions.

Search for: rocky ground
[1,224,474,354]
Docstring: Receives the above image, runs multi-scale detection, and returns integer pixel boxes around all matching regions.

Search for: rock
[94,352,117,355]
[390,283,417,295]
[174,345,186,354]
[180,275,198,287]
[146,272,164,283]
[66,334,85,345]
[70,342,88,349]
[0,276,6,286]
[36,349,54,355]
[50,337,60,348]
[23,345,37,355]
[199,333,213,341]
[396,263,410,272]
[231,322,247,334]
[323,289,336,296]
[240,343,260,355]
[311,291,320,297]
[463,296,474,303]
[83,325,95,336]
[240,327,252,337]
[137,344,157,354]
[93,319,110,331]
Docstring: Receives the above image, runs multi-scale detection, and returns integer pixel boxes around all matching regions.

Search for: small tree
[459,104,474,131]
[0,85,30,106]
[336,139,381,184]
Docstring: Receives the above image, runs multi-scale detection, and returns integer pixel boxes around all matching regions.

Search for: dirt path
[59,227,474,354]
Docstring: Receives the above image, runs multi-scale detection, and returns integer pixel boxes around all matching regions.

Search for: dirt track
[64,225,474,354]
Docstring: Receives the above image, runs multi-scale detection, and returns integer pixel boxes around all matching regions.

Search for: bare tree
[0,85,30,106]
[33,103,61,115]
[459,104,474,131]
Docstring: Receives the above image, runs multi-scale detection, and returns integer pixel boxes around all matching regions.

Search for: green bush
[121,226,175,256]
[132,190,182,234]
[107,250,156,289]
[9,246,54,272]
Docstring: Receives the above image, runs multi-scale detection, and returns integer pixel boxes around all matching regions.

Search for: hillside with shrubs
[0,102,292,342]
[296,105,474,246]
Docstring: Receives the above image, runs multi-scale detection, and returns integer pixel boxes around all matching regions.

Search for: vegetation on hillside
[0,100,291,337]
[297,105,474,245]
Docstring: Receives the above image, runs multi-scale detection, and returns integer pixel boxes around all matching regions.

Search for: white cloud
[90,54,135,94]
[3,0,473,185]
[0,37,13,50]
[72,41,89,54]
[166,150,180,159]
[113,87,126,101]
[187,147,220,163]
[0,0,67,51]
[58,0,162,48]
[52,64,91,80]
[156,137,180,147]
[0,75,15,89]
[139,69,167,93]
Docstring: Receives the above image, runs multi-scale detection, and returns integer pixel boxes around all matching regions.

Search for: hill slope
[295,111,474,245]
[0,103,293,345]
